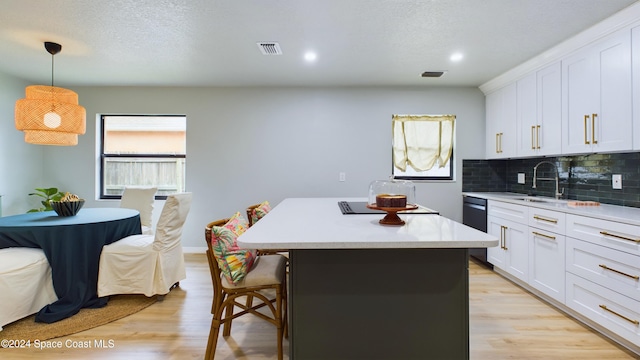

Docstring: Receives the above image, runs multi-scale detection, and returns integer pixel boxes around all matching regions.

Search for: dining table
[238,197,499,360]
[0,208,141,323]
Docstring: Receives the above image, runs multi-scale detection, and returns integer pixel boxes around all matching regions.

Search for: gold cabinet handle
[600,231,640,243]
[599,305,639,325]
[496,133,499,153]
[592,113,597,144]
[533,215,558,224]
[501,225,508,250]
[499,133,503,153]
[599,264,640,280]
[531,126,535,150]
[536,125,540,149]
[532,231,556,240]
[504,225,507,250]
[584,115,590,144]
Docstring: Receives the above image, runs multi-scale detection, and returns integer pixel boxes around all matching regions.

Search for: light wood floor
[1,254,637,359]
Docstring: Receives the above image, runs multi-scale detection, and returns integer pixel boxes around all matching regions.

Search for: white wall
[0,72,44,215]
[35,86,485,249]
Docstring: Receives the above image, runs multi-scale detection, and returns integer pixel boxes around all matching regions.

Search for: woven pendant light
[15,42,86,146]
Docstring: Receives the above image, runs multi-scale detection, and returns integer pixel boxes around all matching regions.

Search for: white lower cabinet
[566,272,640,347]
[486,216,507,269]
[487,201,529,283]
[566,236,640,301]
[528,208,566,303]
[485,200,640,352]
[565,213,640,349]
[566,213,640,256]
[488,216,529,282]
[529,230,565,303]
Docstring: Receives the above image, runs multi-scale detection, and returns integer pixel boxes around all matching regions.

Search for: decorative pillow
[210,213,256,284]
[224,211,250,235]
[250,201,271,224]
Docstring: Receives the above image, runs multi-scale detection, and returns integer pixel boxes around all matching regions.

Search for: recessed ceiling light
[304,51,317,62]
[450,52,464,62]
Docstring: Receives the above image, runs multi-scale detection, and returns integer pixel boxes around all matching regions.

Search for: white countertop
[463,192,640,227]
[238,197,499,249]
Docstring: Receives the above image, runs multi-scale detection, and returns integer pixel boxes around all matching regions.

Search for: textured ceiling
[0,0,637,87]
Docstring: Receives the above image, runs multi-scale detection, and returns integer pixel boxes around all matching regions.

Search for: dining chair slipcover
[98,192,192,297]
[0,248,57,331]
[120,186,158,235]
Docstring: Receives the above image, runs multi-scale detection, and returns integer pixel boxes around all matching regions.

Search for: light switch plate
[517,173,525,184]
[612,174,622,189]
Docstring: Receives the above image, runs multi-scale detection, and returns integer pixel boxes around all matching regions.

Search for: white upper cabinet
[633,26,640,150]
[482,3,640,160]
[561,28,633,154]
[536,63,563,156]
[516,72,537,157]
[516,62,562,157]
[486,83,517,159]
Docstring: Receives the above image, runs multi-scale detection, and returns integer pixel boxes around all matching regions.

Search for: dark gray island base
[289,248,470,360]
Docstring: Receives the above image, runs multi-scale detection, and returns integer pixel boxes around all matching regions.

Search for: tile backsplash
[462,152,640,208]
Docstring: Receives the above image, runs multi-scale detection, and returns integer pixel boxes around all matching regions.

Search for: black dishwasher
[462,196,490,265]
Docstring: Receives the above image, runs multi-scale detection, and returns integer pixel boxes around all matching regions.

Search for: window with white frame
[100,115,186,199]
[391,114,455,180]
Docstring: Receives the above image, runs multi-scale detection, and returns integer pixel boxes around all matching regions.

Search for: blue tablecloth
[0,208,141,323]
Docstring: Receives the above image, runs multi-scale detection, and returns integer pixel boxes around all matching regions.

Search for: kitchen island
[238,198,498,359]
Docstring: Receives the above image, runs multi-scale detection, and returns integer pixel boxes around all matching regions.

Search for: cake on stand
[367,180,416,226]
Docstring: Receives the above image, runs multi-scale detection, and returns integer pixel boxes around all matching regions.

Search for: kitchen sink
[511,197,566,204]
[519,198,548,203]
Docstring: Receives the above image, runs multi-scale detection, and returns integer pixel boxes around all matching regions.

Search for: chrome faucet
[532,161,564,199]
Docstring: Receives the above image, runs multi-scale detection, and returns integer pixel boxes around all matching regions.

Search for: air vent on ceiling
[257,42,283,55]
[421,71,447,78]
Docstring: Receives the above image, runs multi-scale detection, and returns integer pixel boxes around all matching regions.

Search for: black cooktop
[338,201,439,215]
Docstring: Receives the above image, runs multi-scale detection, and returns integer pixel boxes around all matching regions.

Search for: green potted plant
[28,187,65,212]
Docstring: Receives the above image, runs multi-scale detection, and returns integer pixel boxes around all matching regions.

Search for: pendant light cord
[44,41,62,87]
[51,53,55,86]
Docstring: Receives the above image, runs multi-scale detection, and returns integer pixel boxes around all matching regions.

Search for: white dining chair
[98,192,192,298]
[0,248,57,331]
[120,186,158,235]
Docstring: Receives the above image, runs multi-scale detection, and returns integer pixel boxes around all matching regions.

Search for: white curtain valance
[392,114,455,172]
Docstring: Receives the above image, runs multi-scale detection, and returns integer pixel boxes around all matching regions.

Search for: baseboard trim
[183,246,207,254]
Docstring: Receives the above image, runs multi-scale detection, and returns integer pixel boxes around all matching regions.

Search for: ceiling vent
[257,42,283,55]
[421,71,446,78]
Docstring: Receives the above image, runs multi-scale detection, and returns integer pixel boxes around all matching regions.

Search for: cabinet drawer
[566,214,640,256]
[529,228,565,303]
[566,272,640,346]
[528,207,566,235]
[566,237,640,302]
[488,201,528,224]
